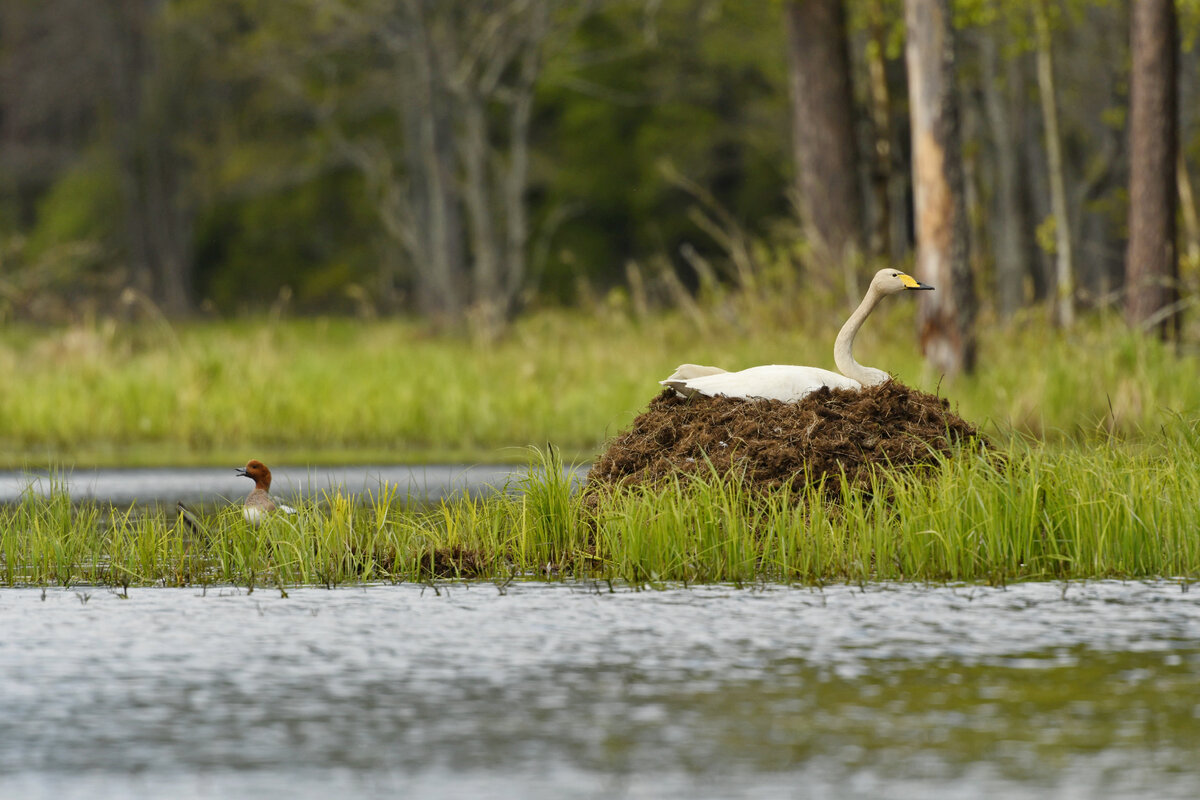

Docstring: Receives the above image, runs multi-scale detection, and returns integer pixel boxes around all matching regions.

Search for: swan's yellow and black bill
[899,273,934,290]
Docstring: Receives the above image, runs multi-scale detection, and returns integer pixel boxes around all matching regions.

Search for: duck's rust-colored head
[235,459,272,491]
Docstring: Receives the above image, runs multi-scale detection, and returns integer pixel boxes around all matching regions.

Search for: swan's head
[871,268,934,295]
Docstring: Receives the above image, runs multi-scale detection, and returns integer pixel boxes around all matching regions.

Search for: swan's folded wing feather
[660,363,728,384]
[670,364,860,403]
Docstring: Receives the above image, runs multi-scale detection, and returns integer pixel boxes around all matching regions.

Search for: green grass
[0,300,1197,467]
[3,294,1199,586]
[3,437,1198,588]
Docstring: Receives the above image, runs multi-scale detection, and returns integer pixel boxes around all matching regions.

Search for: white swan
[660,268,933,402]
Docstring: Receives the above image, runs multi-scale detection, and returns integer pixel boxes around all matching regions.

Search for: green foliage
[26,147,122,259]
[4,432,1199,587]
[1182,0,1200,51]
[104,0,799,309]
[195,169,379,311]
[1035,213,1058,255]
[847,0,906,60]
[535,0,790,297]
[6,0,1194,319]
[0,147,124,319]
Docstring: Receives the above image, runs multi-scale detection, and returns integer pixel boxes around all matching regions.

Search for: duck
[175,501,205,537]
[661,268,933,403]
[235,459,296,526]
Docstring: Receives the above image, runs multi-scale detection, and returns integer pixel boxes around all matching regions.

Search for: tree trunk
[981,30,1030,318]
[105,1,155,301]
[451,0,546,337]
[783,0,863,302]
[397,0,556,329]
[864,0,894,261]
[406,2,465,320]
[142,19,194,316]
[1125,0,1179,339]
[103,0,195,314]
[1020,100,1053,304]
[904,0,975,376]
[462,94,501,316]
[142,132,192,314]
[959,39,985,304]
[1032,0,1074,327]
[502,1,545,316]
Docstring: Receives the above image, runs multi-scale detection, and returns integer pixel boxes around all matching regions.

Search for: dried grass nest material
[588,381,984,496]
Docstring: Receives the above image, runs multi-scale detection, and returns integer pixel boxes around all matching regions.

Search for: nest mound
[589,381,982,496]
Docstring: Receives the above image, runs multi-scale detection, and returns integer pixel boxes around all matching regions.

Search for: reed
[0,306,1197,467]
[3,437,1198,588]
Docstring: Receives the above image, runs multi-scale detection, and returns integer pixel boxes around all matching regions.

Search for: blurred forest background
[1,0,1198,353]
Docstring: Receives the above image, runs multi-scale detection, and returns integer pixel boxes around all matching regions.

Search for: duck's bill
[235,467,249,477]
[900,273,934,290]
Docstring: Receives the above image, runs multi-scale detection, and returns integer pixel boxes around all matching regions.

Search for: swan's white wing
[666,364,860,403]
[660,363,729,384]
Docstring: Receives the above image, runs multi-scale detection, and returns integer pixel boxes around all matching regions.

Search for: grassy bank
[4,436,1199,588]
[1,302,1198,467]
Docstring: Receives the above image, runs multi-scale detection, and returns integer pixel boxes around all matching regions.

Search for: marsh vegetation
[3,299,1199,589]
[4,427,1199,588]
[1,301,1196,468]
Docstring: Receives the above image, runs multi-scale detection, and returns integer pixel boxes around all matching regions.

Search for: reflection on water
[1,581,1198,799]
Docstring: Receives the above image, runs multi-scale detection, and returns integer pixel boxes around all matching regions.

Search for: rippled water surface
[2,581,1199,799]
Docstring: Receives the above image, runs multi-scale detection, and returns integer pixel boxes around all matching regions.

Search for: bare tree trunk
[904,0,975,376]
[864,0,893,261]
[143,19,195,316]
[99,0,196,314]
[143,132,192,314]
[981,29,1029,318]
[406,2,465,320]
[461,95,501,317]
[1032,0,1074,327]
[783,0,863,302]
[502,1,546,316]
[447,0,547,337]
[239,0,566,328]
[105,1,155,301]
[1125,0,1179,340]
[1020,103,1053,304]
[959,42,986,302]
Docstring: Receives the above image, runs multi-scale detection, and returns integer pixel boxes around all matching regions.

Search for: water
[0,464,584,506]
[2,580,1199,799]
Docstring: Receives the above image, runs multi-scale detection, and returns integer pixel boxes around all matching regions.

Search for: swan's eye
[891,272,899,277]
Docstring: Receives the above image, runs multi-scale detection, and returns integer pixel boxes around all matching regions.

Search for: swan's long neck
[833,286,889,386]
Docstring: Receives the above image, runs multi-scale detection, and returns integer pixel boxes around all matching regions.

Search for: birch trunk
[1033,0,1074,327]
[406,2,466,319]
[904,0,975,376]
[865,0,894,260]
[981,30,1028,318]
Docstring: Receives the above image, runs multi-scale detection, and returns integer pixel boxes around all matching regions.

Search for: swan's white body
[661,269,932,403]
[664,363,860,402]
